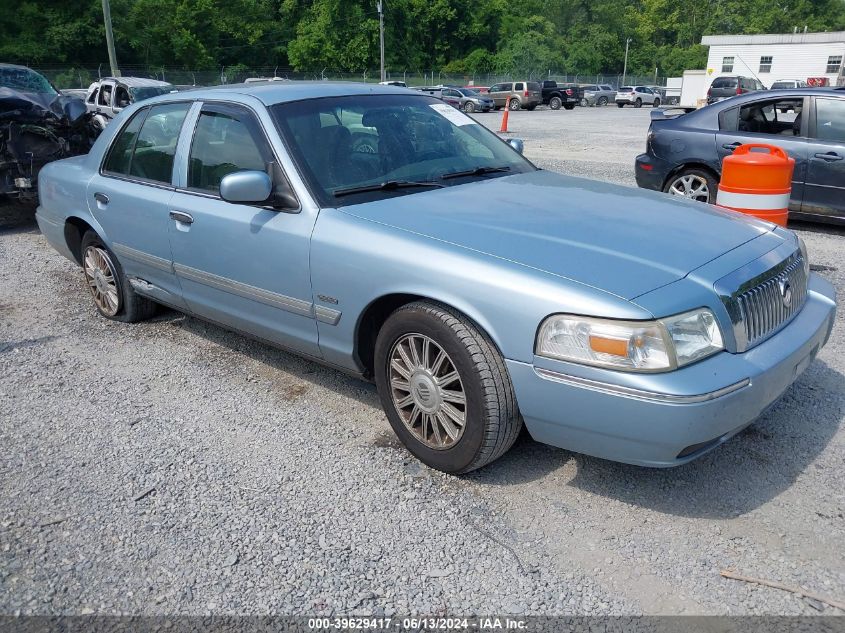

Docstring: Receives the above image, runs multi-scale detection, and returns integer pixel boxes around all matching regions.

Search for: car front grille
[724,251,808,351]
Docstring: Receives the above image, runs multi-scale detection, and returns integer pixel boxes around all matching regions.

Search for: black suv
[707,75,765,104]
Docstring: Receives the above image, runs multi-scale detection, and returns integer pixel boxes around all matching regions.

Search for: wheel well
[354,293,504,379]
[355,294,424,377]
[64,217,95,265]
[663,163,720,191]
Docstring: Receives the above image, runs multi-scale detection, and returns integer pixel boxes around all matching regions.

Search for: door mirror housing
[219,170,273,204]
[507,138,525,154]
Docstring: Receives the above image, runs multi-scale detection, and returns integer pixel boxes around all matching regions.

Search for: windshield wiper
[333,180,445,197]
[440,165,511,180]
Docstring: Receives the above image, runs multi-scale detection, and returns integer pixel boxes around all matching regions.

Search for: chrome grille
[734,252,808,350]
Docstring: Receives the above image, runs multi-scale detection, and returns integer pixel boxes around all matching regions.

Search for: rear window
[771,81,792,89]
[527,82,540,91]
[620,87,633,91]
[712,77,738,89]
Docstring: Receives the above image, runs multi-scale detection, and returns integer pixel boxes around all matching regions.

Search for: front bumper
[507,273,836,467]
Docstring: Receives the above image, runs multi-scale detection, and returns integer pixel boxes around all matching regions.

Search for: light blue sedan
[36,82,836,473]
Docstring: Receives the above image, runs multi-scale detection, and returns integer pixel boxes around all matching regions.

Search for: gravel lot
[1,106,844,618]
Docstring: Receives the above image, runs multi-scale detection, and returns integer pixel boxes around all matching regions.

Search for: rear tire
[508,98,521,111]
[563,104,575,110]
[598,96,608,106]
[635,98,643,108]
[80,231,157,323]
[617,103,624,108]
[374,301,522,474]
[653,98,661,108]
[663,168,718,204]
[549,96,562,110]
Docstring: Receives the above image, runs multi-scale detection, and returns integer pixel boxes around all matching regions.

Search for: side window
[114,86,130,109]
[188,106,271,193]
[103,108,147,175]
[127,102,190,183]
[489,84,502,93]
[87,88,98,104]
[814,98,845,143]
[736,98,803,136]
[514,82,524,91]
[98,84,112,106]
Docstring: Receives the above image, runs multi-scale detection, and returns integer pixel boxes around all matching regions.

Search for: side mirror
[507,138,525,154]
[220,170,273,204]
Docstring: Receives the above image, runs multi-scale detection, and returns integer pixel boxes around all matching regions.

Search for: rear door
[802,96,845,218]
[716,96,809,212]
[86,101,192,308]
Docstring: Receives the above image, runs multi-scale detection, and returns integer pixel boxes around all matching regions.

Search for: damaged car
[0,63,96,206]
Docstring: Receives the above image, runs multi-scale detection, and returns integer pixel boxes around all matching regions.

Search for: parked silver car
[580,84,616,107]
[85,77,173,130]
[440,87,495,113]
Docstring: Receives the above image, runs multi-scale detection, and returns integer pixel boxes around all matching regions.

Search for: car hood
[339,170,772,300]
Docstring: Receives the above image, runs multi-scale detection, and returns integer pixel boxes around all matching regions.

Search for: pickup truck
[540,81,578,110]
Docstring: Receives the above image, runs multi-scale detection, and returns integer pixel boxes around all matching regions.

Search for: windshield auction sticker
[429,103,476,126]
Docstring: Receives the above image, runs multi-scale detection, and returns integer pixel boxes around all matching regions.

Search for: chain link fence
[33,65,668,90]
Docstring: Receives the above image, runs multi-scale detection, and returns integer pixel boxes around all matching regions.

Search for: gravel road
[1,106,844,619]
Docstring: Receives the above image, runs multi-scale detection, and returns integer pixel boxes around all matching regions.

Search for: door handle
[813,152,843,162]
[169,211,194,224]
[93,192,109,205]
[722,142,742,151]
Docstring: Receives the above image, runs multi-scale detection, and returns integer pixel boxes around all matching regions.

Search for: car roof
[0,63,35,71]
[134,81,418,106]
[98,76,172,88]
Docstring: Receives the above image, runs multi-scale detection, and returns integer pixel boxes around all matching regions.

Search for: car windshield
[129,86,173,101]
[272,94,535,206]
[0,67,57,95]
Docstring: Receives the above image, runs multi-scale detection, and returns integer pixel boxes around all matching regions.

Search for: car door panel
[802,96,845,218]
[87,102,191,309]
[167,101,320,356]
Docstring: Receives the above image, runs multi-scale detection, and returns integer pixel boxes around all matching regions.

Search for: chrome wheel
[83,245,121,316]
[388,333,467,450]
[668,174,711,202]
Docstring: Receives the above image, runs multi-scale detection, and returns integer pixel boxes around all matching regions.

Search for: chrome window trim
[534,367,751,404]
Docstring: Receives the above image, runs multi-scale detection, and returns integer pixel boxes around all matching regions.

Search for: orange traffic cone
[499,97,510,133]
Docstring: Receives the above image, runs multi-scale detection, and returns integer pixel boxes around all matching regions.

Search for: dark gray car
[440,87,495,113]
[635,89,845,224]
[706,75,765,105]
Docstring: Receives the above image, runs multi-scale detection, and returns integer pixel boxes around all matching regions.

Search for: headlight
[798,236,810,278]
[536,308,724,372]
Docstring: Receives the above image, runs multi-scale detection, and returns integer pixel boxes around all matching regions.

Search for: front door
[802,96,845,218]
[716,96,810,212]
[86,101,192,309]
[168,102,319,357]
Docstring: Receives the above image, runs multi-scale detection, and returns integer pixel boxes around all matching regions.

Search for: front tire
[463,101,475,113]
[80,231,157,322]
[563,104,575,110]
[653,98,661,108]
[597,96,608,106]
[617,102,624,108]
[549,96,562,110]
[635,98,643,108]
[508,98,521,111]
[374,302,522,474]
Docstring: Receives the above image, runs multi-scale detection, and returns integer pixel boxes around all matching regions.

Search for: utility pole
[622,38,631,86]
[102,0,120,77]
[377,0,385,82]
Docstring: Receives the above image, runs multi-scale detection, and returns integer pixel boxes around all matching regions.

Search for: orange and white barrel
[716,144,795,227]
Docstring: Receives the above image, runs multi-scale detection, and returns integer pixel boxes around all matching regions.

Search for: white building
[701,31,845,88]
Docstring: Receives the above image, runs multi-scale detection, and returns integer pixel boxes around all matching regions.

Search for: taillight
[736,87,742,95]
[523,90,529,97]
[707,87,712,97]
[565,88,573,96]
